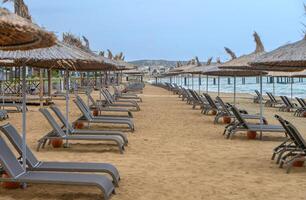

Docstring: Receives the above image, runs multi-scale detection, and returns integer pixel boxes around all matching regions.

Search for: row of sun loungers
[0,85,143,199]
[254,90,306,117]
[156,82,306,173]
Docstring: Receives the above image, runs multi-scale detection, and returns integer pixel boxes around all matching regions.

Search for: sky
[3,0,306,61]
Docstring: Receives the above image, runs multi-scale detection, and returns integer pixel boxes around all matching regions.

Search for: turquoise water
[159,76,306,98]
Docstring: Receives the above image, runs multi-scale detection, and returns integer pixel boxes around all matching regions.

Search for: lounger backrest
[274,115,298,145]
[216,96,231,115]
[39,108,66,138]
[255,90,261,98]
[285,120,306,149]
[50,106,74,132]
[100,90,112,104]
[0,123,39,168]
[280,96,289,107]
[104,89,115,101]
[86,92,97,106]
[203,94,217,109]
[266,92,274,103]
[230,105,249,128]
[300,98,306,107]
[283,96,294,107]
[0,135,25,178]
[296,98,304,108]
[76,96,93,116]
[270,93,278,102]
[74,98,92,120]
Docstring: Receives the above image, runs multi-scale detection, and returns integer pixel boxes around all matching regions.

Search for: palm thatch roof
[184,57,215,74]
[268,70,306,77]
[169,57,201,74]
[62,33,123,70]
[0,7,56,50]
[203,65,267,77]
[250,35,306,72]
[0,41,118,71]
[219,32,266,69]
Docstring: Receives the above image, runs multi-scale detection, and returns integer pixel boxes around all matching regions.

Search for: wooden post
[47,70,51,96]
[39,69,44,108]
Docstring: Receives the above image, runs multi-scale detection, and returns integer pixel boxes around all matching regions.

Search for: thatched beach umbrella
[219,32,266,70]
[0,40,118,162]
[0,8,56,50]
[250,35,306,72]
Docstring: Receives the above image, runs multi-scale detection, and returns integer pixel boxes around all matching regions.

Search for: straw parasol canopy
[250,35,306,72]
[185,57,214,74]
[169,57,201,74]
[0,7,56,51]
[0,41,118,71]
[62,33,122,70]
[268,70,306,77]
[219,32,266,70]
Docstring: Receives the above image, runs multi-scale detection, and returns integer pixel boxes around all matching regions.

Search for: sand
[1,84,306,200]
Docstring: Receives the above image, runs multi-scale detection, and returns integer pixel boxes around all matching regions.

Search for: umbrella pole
[291,77,293,100]
[218,76,220,96]
[259,75,263,139]
[206,75,208,94]
[192,74,194,90]
[65,70,70,148]
[234,76,236,105]
[198,74,201,94]
[273,77,275,96]
[21,66,27,174]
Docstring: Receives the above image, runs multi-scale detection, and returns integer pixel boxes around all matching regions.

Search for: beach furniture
[224,105,285,139]
[272,115,299,164]
[37,108,126,154]
[294,97,306,116]
[265,92,283,107]
[74,96,135,131]
[201,93,220,115]
[101,89,140,111]
[0,123,121,186]
[50,105,128,144]
[214,97,265,124]
[279,96,299,112]
[276,118,306,173]
[0,135,115,200]
[112,85,142,102]
[253,90,264,103]
[77,95,134,123]
[85,91,133,118]
[0,110,8,120]
[0,102,24,112]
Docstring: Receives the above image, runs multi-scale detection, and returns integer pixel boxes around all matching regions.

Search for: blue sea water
[159,76,306,98]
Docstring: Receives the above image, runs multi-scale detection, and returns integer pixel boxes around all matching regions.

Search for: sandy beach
[1,84,306,200]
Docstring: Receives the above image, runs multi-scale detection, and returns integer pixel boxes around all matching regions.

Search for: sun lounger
[294,97,306,116]
[279,96,299,112]
[265,92,283,107]
[112,86,142,102]
[272,115,299,164]
[86,92,133,118]
[77,96,134,123]
[253,90,264,103]
[276,118,306,173]
[101,89,140,111]
[50,105,128,144]
[0,135,115,200]
[224,105,285,139]
[0,102,24,112]
[0,123,121,186]
[214,96,265,124]
[74,97,135,131]
[37,108,126,153]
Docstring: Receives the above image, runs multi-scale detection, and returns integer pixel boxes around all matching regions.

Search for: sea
[155,76,306,98]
